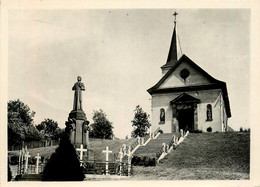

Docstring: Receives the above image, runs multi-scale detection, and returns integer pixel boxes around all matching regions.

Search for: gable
[147,54,231,118]
[159,60,213,89]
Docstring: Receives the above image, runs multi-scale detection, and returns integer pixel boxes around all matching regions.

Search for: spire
[161,11,182,75]
[166,11,178,64]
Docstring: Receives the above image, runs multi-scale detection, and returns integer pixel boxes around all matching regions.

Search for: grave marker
[180,129,184,137]
[35,153,41,174]
[24,151,30,174]
[126,146,132,176]
[102,146,112,175]
[119,148,124,176]
[76,144,87,166]
[122,144,127,156]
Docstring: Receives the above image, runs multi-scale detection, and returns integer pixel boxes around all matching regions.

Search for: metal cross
[173,11,178,22]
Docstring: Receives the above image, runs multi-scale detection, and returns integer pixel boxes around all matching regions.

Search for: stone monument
[65,76,90,148]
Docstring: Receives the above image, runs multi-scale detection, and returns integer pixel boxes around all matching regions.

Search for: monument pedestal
[66,110,89,148]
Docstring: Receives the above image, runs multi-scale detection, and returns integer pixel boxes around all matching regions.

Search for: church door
[177,108,194,131]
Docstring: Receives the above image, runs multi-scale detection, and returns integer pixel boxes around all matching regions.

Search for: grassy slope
[131,132,250,180]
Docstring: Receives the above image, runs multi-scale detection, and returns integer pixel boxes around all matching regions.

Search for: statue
[72,76,85,110]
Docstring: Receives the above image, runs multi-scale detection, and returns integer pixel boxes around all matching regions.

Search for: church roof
[147,54,231,118]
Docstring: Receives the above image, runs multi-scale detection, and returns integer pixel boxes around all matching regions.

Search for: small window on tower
[180,69,190,80]
[159,108,165,124]
[206,104,213,121]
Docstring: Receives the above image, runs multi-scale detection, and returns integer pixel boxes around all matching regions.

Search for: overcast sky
[8,9,250,138]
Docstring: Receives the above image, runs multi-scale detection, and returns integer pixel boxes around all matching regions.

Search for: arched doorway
[171,93,200,132]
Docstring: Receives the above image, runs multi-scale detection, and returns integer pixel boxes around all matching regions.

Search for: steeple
[161,12,182,75]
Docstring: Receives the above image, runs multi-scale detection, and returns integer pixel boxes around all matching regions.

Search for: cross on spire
[173,11,178,23]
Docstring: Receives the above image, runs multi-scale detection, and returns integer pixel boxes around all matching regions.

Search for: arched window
[159,108,165,124]
[206,104,213,121]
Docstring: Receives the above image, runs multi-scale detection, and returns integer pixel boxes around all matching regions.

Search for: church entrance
[177,108,194,131]
[170,93,200,133]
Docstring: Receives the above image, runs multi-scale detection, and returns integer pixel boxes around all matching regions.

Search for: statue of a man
[72,76,85,110]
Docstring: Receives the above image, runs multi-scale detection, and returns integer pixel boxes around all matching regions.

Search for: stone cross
[24,151,30,174]
[166,144,169,153]
[76,144,88,166]
[137,136,141,145]
[185,130,189,137]
[162,143,166,153]
[126,146,132,176]
[118,148,124,176]
[173,135,176,144]
[180,129,184,137]
[102,146,112,175]
[18,150,22,175]
[122,144,127,156]
[141,137,145,145]
[35,153,41,174]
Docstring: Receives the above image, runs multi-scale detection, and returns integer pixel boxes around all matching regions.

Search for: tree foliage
[8,99,41,147]
[131,105,151,138]
[42,133,85,181]
[36,118,63,140]
[90,109,114,139]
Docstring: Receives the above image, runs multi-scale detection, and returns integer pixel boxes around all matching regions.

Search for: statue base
[69,110,86,120]
[66,110,90,148]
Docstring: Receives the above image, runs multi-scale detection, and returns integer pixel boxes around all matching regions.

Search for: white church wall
[151,89,224,133]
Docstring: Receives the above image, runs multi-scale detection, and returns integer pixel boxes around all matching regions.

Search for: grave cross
[125,146,132,176]
[24,151,30,174]
[102,146,112,175]
[35,153,41,174]
[118,148,124,176]
[76,144,87,166]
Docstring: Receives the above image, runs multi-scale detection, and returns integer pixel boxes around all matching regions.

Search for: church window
[180,69,190,80]
[206,104,213,121]
[159,108,165,124]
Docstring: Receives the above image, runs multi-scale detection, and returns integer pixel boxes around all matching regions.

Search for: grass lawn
[130,132,250,180]
[8,132,250,180]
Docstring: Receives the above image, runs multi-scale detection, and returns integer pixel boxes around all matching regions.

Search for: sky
[8,9,250,138]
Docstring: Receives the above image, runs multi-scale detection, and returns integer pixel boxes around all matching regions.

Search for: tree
[90,109,114,139]
[131,105,151,138]
[36,119,62,140]
[42,133,85,181]
[8,99,40,147]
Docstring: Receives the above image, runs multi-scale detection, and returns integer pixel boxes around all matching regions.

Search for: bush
[207,127,212,132]
[42,133,85,181]
[131,155,156,167]
[10,156,19,165]
[190,129,202,133]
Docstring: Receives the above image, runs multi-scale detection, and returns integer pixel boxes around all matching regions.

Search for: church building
[147,13,231,133]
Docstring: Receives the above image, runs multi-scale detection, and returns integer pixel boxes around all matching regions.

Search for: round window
[180,69,190,79]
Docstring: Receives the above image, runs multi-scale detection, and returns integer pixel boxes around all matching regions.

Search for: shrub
[207,127,212,132]
[42,133,85,181]
[10,156,19,165]
[190,129,202,133]
[131,155,156,166]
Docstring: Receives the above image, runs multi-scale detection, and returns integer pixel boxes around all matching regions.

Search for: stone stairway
[133,133,180,158]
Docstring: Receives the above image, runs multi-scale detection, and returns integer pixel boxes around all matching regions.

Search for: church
[147,13,231,133]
